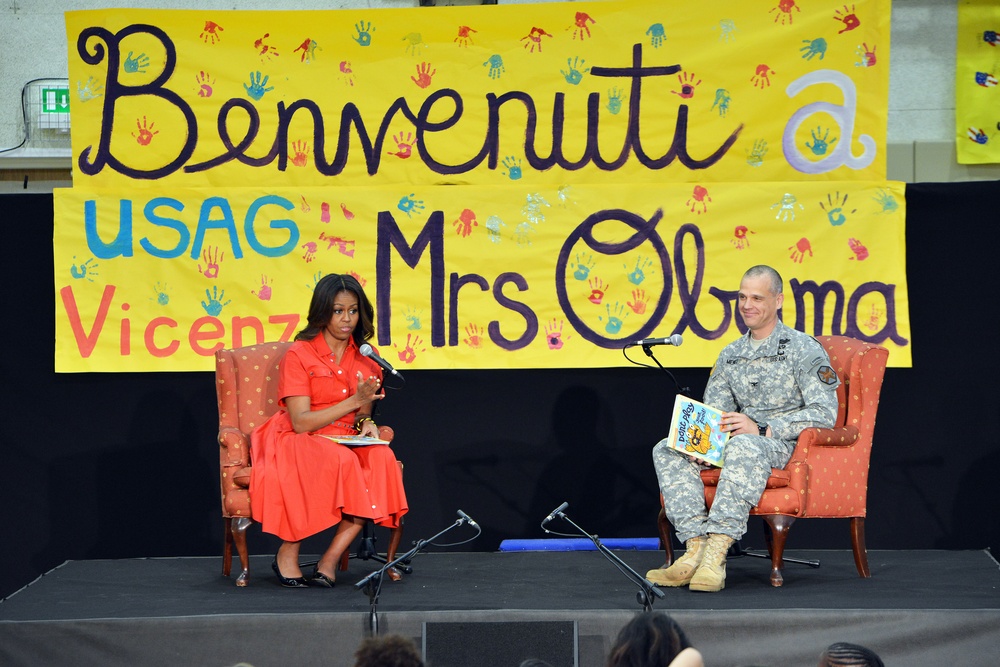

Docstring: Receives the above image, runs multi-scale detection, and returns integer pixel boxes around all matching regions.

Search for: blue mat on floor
[498,538,661,552]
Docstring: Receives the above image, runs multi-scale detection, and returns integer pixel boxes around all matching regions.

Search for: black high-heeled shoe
[308,566,336,588]
[271,557,308,588]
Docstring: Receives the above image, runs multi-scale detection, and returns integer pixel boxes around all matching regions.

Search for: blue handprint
[244,71,274,101]
[307,271,324,290]
[397,194,425,217]
[625,256,653,285]
[799,38,827,61]
[201,286,231,317]
[711,89,731,117]
[561,57,590,85]
[606,88,623,115]
[571,253,595,281]
[486,215,506,244]
[805,126,837,156]
[601,302,627,335]
[501,156,522,180]
[514,222,534,246]
[646,23,666,48]
[151,282,169,306]
[123,51,149,74]
[484,54,505,80]
[746,138,768,167]
[873,188,899,214]
[404,308,423,331]
[70,257,99,282]
[353,21,375,47]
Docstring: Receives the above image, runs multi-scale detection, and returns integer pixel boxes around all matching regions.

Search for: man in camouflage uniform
[647,265,840,592]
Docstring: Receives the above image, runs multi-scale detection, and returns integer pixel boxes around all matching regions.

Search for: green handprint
[124,51,149,74]
[353,21,375,47]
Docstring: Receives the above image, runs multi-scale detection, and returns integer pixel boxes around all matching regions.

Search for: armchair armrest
[219,426,251,466]
[797,425,860,449]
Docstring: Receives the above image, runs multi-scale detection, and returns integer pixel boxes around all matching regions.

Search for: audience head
[519,660,554,667]
[606,612,702,667]
[354,634,424,667]
[818,642,884,667]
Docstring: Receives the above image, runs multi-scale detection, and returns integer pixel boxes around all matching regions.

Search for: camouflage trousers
[652,434,795,542]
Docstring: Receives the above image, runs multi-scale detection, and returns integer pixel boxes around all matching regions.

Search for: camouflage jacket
[704,320,840,443]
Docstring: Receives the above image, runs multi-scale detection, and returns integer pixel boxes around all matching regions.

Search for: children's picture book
[665,395,730,467]
[318,434,391,446]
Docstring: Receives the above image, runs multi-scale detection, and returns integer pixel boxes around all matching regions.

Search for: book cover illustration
[666,395,731,467]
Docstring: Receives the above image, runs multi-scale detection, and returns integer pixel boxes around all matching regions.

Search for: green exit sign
[41,87,70,113]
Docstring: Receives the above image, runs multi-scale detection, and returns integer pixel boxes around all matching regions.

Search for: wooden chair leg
[762,515,795,587]
[223,519,233,578]
[850,516,871,578]
[657,507,675,567]
[230,517,251,587]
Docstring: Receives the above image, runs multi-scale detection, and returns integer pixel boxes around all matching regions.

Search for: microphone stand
[641,344,689,395]
[354,514,479,637]
[544,505,664,612]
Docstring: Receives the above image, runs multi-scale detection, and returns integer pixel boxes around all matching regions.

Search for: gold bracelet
[355,416,374,431]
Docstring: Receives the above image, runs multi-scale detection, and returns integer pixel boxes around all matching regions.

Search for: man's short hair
[743,265,783,295]
[354,634,424,667]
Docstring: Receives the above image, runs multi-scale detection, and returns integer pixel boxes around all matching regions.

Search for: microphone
[359,343,404,378]
[457,509,478,528]
[542,501,569,524]
[624,334,683,348]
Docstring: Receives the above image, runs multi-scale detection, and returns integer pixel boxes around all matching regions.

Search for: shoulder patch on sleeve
[817,365,838,385]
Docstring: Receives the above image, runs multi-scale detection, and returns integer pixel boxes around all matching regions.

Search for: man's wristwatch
[757,422,768,437]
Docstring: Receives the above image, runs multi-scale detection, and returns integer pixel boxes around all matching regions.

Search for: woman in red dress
[250,274,407,587]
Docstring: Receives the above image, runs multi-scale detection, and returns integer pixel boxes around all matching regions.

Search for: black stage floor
[2,549,999,666]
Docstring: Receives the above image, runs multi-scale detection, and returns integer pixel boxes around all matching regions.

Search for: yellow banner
[54,181,910,371]
[58,1,907,372]
[65,0,891,187]
[956,0,1000,164]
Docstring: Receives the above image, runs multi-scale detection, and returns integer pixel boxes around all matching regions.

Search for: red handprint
[453,209,478,237]
[254,33,279,61]
[789,238,813,263]
[672,72,701,99]
[833,5,861,33]
[387,132,414,159]
[770,0,800,25]
[300,196,311,212]
[198,246,224,279]
[339,61,355,87]
[289,140,309,167]
[132,116,158,146]
[200,21,224,44]
[544,318,570,350]
[341,203,355,220]
[302,241,318,263]
[321,202,330,223]
[751,64,775,88]
[411,62,436,89]
[569,12,596,40]
[627,289,648,315]
[463,323,484,349]
[521,27,553,53]
[848,238,869,261]
[687,185,711,214]
[588,277,607,305]
[455,26,477,48]
[319,233,356,258]
[395,334,425,364]
[730,225,755,250]
[348,271,367,287]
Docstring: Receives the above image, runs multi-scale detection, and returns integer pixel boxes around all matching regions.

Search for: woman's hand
[357,419,380,438]
[355,372,384,403]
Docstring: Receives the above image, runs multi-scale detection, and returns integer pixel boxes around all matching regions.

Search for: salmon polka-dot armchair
[657,335,889,587]
[216,342,403,586]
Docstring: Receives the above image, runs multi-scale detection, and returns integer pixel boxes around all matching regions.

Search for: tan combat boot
[645,536,707,587]
[688,533,735,592]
